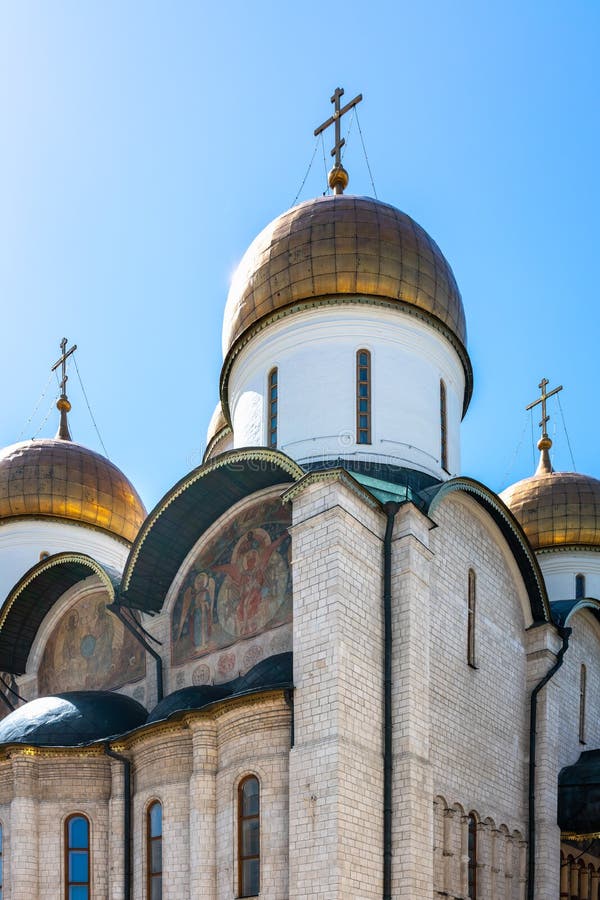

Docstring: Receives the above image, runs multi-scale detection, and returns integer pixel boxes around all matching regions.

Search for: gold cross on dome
[525,377,563,438]
[314,86,362,194]
[51,337,77,440]
[51,337,77,398]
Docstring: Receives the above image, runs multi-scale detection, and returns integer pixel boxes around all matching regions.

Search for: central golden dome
[222,194,467,360]
[0,438,146,544]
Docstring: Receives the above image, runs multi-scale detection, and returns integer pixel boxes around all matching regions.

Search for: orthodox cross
[51,337,77,440]
[314,87,362,194]
[525,377,563,438]
[51,337,77,399]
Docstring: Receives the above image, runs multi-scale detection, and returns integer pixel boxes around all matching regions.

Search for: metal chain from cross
[525,377,563,439]
[314,87,362,194]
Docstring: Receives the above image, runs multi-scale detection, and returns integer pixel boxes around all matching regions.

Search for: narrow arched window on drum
[239,776,260,897]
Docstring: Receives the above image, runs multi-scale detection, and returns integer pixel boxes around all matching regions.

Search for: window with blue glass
[147,801,162,900]
[238,776,260,897]
[356,350,371,444]
[65,814,90,900]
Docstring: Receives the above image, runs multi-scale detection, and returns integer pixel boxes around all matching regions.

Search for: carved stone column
[188,718,217,900]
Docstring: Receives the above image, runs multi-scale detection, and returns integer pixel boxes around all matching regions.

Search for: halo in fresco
[172,496,292,666]
[38,592,146,694]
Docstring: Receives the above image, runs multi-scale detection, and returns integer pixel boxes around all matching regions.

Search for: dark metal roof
[427,477,551,625]
[147,652,292,723]
[551,598,600,628]
[0,690,147,747]
[0,553,120,674]
[559,750,600,838]
[0,654,292,749]
[120,449,303,614]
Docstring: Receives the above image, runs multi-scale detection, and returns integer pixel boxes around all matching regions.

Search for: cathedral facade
[0,122,599,900]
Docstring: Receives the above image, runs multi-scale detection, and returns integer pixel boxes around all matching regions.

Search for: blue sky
[0,1,598,510]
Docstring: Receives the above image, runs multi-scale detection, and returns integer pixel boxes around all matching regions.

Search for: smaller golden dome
[500,469,600,552]
[0,438,146,544]
[206,402,228,447]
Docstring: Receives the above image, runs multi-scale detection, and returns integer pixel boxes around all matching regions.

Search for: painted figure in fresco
[171,498,293,666]
[214,528,288,636]
[176,572,216,647]
[85,600,115,685]
[61,610,86,687]
[38,592,145,694]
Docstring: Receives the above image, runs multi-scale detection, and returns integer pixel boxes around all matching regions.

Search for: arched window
[65,814,90,899]
[238,776,260,897]
[147,801,162,900]
[268,368,278,449]
[579,663,587,744]
[576,573,586,599]
[440,379,448,471]
[467,814,477,899]
[356,350,371,445]
[467,569,477,668]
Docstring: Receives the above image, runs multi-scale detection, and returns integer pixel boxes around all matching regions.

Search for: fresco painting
[172,496,292,665]
[38,591,146,694]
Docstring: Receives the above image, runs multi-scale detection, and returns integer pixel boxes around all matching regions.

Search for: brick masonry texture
[1,478,600,898]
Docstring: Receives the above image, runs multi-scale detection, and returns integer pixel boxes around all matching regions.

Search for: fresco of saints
[214,528,288,637]
[171,496,293,665]
[176,572,216,647]
[171,497,292,665]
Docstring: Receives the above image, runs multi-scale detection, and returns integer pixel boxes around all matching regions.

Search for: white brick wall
[288,474,385,900]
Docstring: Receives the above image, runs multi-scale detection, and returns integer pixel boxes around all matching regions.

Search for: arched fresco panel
[171,495,292,666]
[38,591,145,693]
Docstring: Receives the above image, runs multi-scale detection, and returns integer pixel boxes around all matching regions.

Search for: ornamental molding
[122,448,304,592]
[202,424,233,464]
[0,552,117,633]
[281,466,382,512]
[537,545,600,555]
[0,514,131,547]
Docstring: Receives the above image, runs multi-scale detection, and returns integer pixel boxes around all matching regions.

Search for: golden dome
[0,438,146,544]
[500,470,600,552]
[222,194,467,359]
[206,402,228,447]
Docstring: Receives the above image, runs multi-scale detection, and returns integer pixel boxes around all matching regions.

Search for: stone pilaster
[10,754,38,900]
[525,623,563,899]
[108,756,126,900]
[390,502,434,899]
[287,473,385,900]
[188,718,217,900]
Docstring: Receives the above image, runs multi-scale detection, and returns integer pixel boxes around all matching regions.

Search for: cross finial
[314,87,363,195]
[525,377,563,475]
[51,337,77,441]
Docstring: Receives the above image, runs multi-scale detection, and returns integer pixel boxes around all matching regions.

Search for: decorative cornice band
[122,448,304,591]
[281,467,383,511]
[0,552,116,633]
